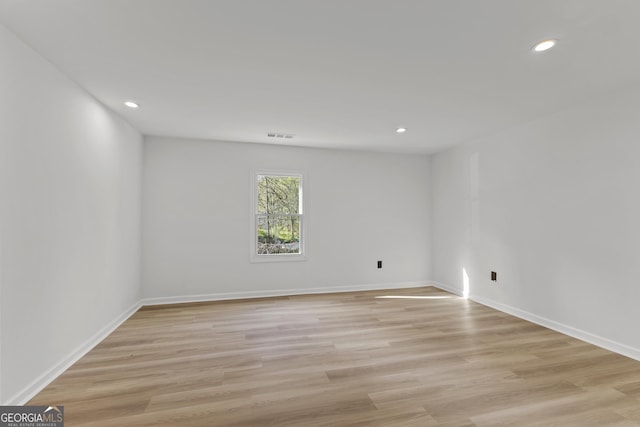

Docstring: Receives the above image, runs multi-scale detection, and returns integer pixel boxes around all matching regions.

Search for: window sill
[250,254,307,263]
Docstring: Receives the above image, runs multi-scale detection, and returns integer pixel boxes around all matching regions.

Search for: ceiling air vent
[267,132,294,139]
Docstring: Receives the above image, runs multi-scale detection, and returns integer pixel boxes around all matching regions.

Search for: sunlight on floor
[375,295,452,300]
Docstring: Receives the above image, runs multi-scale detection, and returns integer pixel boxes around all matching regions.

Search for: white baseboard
[430,281,640,362]
[6,300,142,405]
[141,281,430,306]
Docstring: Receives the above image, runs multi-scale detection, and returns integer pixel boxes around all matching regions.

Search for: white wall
[142,136,431,300]
[431,83,640,358]
[0,24,142,403]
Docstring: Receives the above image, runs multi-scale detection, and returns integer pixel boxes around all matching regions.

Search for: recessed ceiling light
[532,39,557,52]
[124,101,139,108]
[396,127,407,133]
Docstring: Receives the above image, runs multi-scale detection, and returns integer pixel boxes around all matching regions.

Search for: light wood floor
[30,286,640,426]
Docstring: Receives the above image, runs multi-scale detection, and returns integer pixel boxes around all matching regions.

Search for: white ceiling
[2,0,640,154]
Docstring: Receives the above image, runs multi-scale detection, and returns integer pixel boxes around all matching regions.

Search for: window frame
[250,169,307,263]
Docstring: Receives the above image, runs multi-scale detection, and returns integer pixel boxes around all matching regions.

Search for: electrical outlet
[491,271,497,281]
[377,260,382,269]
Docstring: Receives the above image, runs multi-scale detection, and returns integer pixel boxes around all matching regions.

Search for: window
[251,171,305,262]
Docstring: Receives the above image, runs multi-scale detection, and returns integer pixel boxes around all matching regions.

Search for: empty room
[2,0,640,425]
